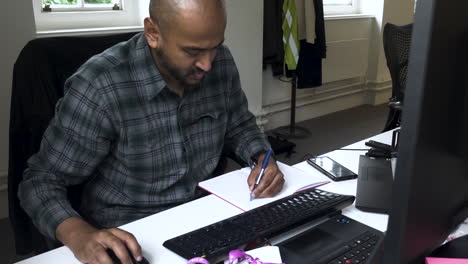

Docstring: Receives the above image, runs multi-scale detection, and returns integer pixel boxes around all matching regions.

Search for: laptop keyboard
[163,188,355,261]
[326,230,380,264]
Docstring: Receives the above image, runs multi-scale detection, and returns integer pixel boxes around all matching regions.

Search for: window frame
[323,0,360,16]
[41,0,123,12]
[33,0,143,32]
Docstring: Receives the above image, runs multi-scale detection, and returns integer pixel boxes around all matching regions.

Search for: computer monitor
[382,0,468,263]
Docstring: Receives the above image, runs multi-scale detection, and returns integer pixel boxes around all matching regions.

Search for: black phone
[307,156,357,181]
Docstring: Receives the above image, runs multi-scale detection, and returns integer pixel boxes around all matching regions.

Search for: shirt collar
[133,32,167,101]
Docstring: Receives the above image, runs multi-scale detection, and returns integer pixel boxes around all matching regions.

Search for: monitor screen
[382,0,468,263]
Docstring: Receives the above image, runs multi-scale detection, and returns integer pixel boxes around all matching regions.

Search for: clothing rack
[274,73,311,139]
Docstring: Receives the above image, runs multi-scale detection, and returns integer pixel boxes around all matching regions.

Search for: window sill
[325,13,374,20]
[35,13,374,38]
[36,25,143,38]
[40,9,122,13]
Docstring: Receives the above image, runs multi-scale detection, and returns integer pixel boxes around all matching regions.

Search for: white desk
[294,130,393,233]
[16,130,394,264]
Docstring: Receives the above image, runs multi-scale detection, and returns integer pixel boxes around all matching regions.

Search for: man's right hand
[56,217,143,264]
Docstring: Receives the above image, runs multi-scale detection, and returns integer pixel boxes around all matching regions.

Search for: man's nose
[195,50,216,72]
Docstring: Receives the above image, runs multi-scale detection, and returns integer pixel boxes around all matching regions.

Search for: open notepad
[198,161,330,212]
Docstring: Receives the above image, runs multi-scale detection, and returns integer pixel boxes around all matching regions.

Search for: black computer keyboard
[163,188,355,261]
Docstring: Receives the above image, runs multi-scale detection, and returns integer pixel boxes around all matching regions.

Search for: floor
[1,104,388,264]
[272,103,388,165]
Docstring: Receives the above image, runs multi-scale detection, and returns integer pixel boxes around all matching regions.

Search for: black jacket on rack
[263,0,285,76]
[296,0,327,88]
[263,0,327,88]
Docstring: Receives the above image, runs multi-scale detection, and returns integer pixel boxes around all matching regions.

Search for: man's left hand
[247,154,284,199]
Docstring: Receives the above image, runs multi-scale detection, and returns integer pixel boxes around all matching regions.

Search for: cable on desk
[301,153,316,161]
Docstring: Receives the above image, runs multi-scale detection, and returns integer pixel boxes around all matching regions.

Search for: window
[323,0,360,15]
[324,0,352,5]
[41,0,123,12]
[34,0,145,32]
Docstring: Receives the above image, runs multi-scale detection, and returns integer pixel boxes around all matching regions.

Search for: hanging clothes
[296,0,316,44]
[263,0,285,76]
[282,0,300,70]
[292,0,327,88]
[312,0,327,59]
[263,0,327,88]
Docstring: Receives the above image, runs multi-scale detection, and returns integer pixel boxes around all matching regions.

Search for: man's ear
[144,17,160,49]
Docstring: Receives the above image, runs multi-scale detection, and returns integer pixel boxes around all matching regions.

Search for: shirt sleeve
[223,54,271,165]
[18,75,114,240]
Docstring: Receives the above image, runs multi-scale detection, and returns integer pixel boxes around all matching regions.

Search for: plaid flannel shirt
[18,33,270,240]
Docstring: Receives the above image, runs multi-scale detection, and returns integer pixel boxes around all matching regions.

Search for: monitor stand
[430,234,468,258]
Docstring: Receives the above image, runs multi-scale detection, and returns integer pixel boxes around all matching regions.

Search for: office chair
[8,31,242,256]
[382,23,413,132]
[8,32,140,255]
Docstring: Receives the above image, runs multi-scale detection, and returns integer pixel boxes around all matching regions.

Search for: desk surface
[17,130,395,264]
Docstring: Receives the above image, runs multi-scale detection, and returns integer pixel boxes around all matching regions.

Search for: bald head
[149,0,226,34]
[144,0,227,90]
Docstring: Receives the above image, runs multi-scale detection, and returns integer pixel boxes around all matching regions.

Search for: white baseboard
[259,79,392,131]
[366,80,392,105]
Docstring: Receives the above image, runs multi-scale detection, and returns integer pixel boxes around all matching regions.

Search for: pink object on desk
[426,257,468,264]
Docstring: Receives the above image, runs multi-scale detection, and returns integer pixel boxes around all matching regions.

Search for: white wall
[262,16,375,130]
[0,0,414,218]
[224,0,264,115]
[261,0,415,131]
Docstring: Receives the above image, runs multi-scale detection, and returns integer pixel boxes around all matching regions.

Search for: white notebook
[198,161,329,212]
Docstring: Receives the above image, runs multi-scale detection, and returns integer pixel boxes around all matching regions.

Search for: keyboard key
[163,189,355,260]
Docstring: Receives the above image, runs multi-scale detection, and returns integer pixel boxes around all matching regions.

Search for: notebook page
[198,161,328,211]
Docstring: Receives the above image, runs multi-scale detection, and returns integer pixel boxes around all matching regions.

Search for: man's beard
[155,47,206,89]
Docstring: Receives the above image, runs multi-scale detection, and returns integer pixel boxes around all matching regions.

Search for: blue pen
[250,149,273,201]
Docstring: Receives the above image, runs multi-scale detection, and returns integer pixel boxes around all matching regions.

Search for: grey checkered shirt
[18,33,270,240]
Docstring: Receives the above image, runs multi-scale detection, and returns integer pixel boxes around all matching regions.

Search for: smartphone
[307,156,357,181]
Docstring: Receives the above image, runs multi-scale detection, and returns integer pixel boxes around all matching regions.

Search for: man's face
[151,8,226,88]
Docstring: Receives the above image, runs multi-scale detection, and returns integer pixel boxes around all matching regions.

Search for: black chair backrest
[383,23,413,104]
[8,31,139,255]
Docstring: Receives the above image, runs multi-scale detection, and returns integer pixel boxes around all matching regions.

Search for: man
[18,0,284,263]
